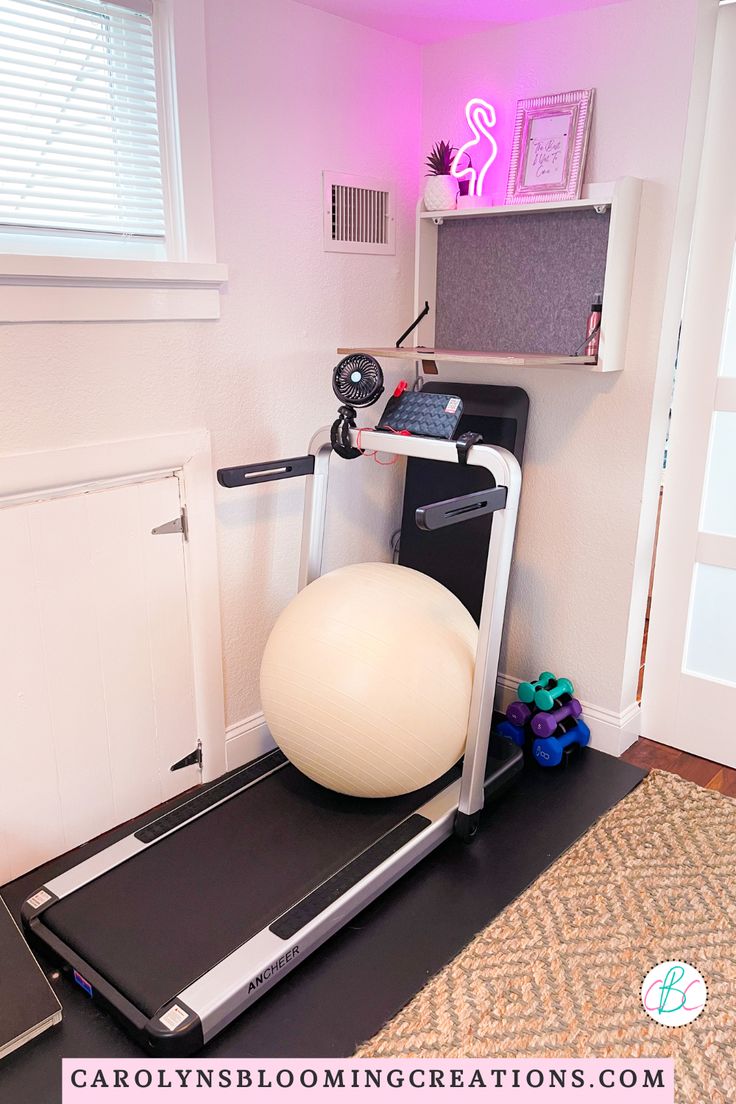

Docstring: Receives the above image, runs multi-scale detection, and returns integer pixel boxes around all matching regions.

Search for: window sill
[0,254,229,323]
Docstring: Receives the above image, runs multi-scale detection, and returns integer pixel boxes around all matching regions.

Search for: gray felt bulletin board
[434,207,611,356]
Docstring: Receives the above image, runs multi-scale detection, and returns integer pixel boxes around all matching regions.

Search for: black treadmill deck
[3,748,645,1103]
[38,754,472,1019]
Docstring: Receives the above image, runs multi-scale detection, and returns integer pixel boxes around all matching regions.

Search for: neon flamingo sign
[451,98,498,198]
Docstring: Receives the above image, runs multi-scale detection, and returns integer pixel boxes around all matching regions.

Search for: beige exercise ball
[260,562,478,798]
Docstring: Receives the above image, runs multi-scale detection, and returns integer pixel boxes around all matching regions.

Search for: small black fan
[332,354,384,407]
[330,354,384,461]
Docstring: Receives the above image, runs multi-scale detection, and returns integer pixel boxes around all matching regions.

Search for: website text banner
[63,1058,675,1102]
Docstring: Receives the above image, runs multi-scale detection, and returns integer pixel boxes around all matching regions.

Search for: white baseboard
[225,682,640,775]
[225,712,275,770]
[495,674,640,758]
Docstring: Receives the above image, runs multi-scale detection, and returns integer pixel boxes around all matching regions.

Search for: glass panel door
[643,3,736,767]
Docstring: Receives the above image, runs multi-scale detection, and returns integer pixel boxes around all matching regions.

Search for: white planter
[423,174,458,212]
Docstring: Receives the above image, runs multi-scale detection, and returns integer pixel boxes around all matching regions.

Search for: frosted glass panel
[701,412,736,536]
[684,563,736,685]
[719,245,736,377]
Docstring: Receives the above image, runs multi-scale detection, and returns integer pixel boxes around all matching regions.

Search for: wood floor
[622,737,736,796]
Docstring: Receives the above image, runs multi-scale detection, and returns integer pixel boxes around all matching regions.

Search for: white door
[0,474,201,882]
[643,3,736,767]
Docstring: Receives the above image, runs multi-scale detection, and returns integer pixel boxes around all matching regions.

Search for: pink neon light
[451,98,498,198]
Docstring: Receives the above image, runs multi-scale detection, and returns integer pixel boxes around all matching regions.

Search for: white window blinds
[0,0,166,241]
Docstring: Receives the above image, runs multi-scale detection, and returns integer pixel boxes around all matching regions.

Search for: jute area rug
[356,771,736,1103]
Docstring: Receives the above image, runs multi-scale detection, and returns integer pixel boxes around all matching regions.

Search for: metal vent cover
[323,171,395,255]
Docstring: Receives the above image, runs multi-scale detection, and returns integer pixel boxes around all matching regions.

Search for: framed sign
[506,89,594,204]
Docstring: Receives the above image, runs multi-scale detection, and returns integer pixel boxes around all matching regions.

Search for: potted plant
[423,140,459,212]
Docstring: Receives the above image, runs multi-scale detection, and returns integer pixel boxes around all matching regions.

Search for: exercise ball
[260,562,478,798]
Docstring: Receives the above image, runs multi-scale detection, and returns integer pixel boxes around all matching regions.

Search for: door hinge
[152,507,188,541]
[170,740,202,772]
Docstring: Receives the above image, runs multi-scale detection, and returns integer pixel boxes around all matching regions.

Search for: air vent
[323,171,396,255]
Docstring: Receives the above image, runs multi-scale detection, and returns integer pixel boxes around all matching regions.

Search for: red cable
[356,425,410,466]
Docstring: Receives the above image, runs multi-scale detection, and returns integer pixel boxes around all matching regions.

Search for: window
[0,0,168,259]
[0,0,226,321]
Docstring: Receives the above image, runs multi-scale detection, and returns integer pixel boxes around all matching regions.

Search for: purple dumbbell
[531,698,583,740]
[506,700,532,727]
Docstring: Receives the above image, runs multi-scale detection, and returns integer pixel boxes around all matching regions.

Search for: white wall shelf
[419,192,614,222]
[336,346,597,369]
[410,176,642,375]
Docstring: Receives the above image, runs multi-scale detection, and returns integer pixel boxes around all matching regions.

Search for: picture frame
[506,89,595,204]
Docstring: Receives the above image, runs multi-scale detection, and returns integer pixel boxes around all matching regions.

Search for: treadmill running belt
[42,761,460,1018]
[270,813,430,939]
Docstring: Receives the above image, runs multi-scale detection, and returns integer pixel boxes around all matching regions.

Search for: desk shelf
[336,346,598,370]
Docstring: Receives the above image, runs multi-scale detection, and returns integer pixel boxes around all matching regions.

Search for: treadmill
[22,400,525,1057]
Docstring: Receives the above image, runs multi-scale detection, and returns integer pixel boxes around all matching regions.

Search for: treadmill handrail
[217,455,314,488]
[415,486,508,532]
[302,426,521,833]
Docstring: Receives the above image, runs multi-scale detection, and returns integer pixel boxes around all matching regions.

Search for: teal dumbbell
[535,677,574,712]
[518,671,556,704]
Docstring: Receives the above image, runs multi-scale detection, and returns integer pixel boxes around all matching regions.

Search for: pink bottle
[584,294,603,358]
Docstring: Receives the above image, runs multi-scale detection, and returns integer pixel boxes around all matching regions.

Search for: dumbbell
[506,700,532,727]
[535,677,574,712]
[496,719,527,748]
[517,672,556,704]
[533,719,591,768]
[531,698,583,740]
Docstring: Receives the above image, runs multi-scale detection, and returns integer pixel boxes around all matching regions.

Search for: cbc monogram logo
[641,961,707,1027]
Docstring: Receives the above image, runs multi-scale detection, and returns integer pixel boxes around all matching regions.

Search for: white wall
[0,0,421,732]
[0,0,708,761]
[420,0,701,740]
